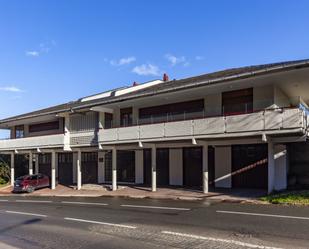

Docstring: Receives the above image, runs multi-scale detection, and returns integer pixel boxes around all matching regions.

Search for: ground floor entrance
[231,144,268,189]
[38,154,51,179]
[81,152,98,184]
[144,148,169,186]
[58,153,73,185]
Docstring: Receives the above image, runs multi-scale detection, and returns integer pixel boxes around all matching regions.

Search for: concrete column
[51,151,56,190]
[10,153,14,186]
[202,143,209,194]
[29,152,33,175]
[64,114,71,151]
[112,147,117,191]
[77,150,82,190]
[35,154,39,175]
[151,145,157,192]
[268,141,275,194]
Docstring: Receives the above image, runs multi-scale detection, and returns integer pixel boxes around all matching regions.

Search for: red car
[13,174,50,193]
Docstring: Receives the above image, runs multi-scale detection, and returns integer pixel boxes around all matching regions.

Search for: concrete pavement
[0,196,308,248]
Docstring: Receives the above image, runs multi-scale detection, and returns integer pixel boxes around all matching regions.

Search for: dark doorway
[38,154,51,179]
[143,148,169,186]
[104,151,112,182]
[232,144,268,189]
[117,150,135,183]
[143,149,151,185]
[58,153,73,185]
[183,147,203,187]
[81,152,98,184]
[208,146,215,187]
[14,154,29,179]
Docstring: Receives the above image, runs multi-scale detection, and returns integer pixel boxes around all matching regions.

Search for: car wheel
[26,187,34,193]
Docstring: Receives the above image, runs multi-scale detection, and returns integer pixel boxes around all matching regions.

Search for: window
[139,99,204,124]
[29,121,59,133]
[222,88,253,115]
[120,108,133,127]
[15,125,24,138]
[104,113,113,129]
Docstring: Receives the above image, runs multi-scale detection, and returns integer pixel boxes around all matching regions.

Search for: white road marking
[121,204,190,211]
[61,201,108,206]
[6,210,47,217]
[64,217,136,229]
[0,199,8,202]
[16,200,52,203]
[161,231,282,249]
[217,210,309,221]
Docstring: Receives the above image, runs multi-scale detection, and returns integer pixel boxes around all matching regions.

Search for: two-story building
[1,59,309,194]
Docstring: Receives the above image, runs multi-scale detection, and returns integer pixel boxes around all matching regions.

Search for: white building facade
[1,60,309,194]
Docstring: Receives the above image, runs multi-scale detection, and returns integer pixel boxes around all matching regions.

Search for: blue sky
[0,0,309,126]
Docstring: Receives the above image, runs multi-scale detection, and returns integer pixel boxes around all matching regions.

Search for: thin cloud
[132,64,160,76]
[165,54,187,66]
[25,40,56,57]
[0,86,23,92]
[195,56,204,61]
[110,56,136,66]
[25,51,40,57]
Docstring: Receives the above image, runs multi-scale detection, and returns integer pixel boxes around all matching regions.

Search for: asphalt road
[0,196,308,249]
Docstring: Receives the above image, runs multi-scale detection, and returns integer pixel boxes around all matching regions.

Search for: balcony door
[222,88,253,115]
[120,107,133,127]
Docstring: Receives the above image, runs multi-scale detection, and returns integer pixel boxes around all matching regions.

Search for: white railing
[0,134,65,151]
[99,108,306,143]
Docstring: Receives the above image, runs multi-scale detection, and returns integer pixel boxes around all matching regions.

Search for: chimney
[163,73,169,82]
[133,81,139,86]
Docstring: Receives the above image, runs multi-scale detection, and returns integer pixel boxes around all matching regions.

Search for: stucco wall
[274,144,287,191]
[169,148,183,186]
[215,146,232,188]
[274,86,290,108]
[253,85,274,111]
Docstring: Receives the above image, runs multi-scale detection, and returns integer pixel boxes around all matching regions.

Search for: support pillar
[51,151,56,190]
[77,150,82,190]
[35,154,39,175]
[151,145,157,192]
[202,143,209,194]
[29,152,33,175]
[268,141,275,194]
[10,153,14,186]
[112,147,117,191]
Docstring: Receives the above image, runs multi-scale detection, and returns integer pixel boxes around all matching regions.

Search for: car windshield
[16,176,28,181]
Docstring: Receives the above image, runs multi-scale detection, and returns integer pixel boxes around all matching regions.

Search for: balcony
[99,107,307,144]
[0,134,65,151]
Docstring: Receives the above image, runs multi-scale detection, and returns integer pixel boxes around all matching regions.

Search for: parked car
[13,174,50,193]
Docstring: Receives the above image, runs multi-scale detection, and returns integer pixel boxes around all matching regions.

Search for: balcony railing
[99,107,307,143]
[0,134,65,151]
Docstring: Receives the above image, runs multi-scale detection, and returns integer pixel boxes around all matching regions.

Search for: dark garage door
[38,154,51,179]
[183,147,203,187]
[117,150,135,183]
[58,153,73,185]
[232,144,268,189]
[14,154,29,179]
[144,149,169,186]
[82,152,98,184]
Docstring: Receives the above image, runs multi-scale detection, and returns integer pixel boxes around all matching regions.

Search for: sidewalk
[0,184,266,203]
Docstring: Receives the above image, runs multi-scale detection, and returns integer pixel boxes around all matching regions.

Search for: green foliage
[0,161,10,185]
[261,191,309,205]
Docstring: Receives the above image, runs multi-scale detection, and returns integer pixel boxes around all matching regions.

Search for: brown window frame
[120,107,133,127]
[29,121,60,133]
[222,88,253,116]
[15,125,25,139]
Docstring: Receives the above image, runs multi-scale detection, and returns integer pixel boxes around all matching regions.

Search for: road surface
[0,196,308,248]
